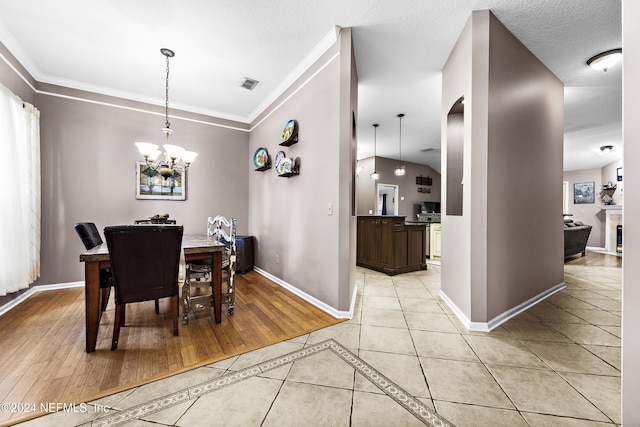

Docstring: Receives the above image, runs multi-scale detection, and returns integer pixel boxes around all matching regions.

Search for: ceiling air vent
[241,77,259,90]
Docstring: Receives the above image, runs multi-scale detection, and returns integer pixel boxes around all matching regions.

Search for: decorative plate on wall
[277,158,293,175]
[275,150,286,169]
[253,147,270,170]
[281,119,298,146]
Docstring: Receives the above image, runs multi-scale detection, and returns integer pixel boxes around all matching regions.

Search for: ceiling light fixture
[370,124,380,180]
[587,48,622,72]
[600,145,614,155]
[135,48,198,179]
[394,113,406,176]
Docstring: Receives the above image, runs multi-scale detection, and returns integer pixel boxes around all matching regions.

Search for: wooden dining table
[79,234,225,353]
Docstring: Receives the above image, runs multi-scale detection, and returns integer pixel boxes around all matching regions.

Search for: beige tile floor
[16,257,621,426]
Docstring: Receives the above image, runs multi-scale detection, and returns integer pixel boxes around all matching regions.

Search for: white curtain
[0,84,41,296]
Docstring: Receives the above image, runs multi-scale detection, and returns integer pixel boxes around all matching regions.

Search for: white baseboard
[253,267,353,319]
[440,281,566,332]
[0,281,84,317]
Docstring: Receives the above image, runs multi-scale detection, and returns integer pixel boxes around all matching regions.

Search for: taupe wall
[0,43,35,104]
[247,29,356,311]
[485,11,564,320]
[2,29,358,314]
[622,0,640,421]
[562,160,623,248]
[563,168,605,247]
[601,159,623,206]
[441,10,564,325]
[356,156,441,218]
[1,43,250,286]
[440,11,474,317]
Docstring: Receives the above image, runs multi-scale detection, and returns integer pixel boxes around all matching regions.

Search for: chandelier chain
[165,54,171,129]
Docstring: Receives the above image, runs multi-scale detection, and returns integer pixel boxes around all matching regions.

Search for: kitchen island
[356,216,427,275]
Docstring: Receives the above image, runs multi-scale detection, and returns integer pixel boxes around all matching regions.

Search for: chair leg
[182,273,190,326]
[101,287,111,312]
[155,299,160,315]
[111,303,125,350]
[171,295,179,336]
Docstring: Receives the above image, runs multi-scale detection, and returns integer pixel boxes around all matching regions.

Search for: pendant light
[370,124,380,180]
[394,113,406,176]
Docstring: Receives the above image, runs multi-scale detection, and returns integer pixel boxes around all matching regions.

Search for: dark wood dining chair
[104,225,183,350]
[74,222,112,313]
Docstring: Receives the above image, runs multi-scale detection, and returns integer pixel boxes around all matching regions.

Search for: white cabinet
[430,223,442,259]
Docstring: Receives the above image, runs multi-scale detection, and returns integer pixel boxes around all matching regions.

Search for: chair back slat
[74,222,103,250]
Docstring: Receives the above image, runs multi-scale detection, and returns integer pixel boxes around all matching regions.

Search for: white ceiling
[0,0,622,172]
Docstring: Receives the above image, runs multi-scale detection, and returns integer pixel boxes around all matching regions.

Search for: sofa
[564,219,592,257]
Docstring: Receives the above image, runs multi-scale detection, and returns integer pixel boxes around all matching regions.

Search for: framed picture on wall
[617,167,623,182]
[135,162,186,200]
[573,182,595,204]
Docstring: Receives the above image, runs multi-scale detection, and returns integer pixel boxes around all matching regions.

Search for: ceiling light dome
[587,48,622,72]
[600,145,614,155]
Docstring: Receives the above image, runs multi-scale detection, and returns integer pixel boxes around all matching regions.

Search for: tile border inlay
[89,339,454,427]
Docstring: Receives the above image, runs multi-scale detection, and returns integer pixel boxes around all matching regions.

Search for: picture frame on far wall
[617,167,623,182]
[135,162,186,201]
[573,182,595,204]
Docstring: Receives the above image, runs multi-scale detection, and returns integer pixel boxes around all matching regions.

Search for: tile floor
[16,258,621,426]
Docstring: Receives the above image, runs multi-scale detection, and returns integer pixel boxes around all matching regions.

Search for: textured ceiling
[0,0,622,172]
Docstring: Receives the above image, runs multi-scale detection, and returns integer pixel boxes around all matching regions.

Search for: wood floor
[565,250,622,268]
[0,271,342,425]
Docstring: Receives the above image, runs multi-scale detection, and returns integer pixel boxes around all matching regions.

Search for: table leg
[85,261,101,353]
[212,251,222,323]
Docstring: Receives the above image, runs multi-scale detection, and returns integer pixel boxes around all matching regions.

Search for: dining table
[79,233,225,353]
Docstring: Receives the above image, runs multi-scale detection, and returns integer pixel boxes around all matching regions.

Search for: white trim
[0,50,37,93]
[253,267,351,319]
[347,284,358,320]
[0,281,84,317]
[249,50,341,131]
[1,23,340,128]
[438,291,472,329]
[247,26,340,125]
[440,281,566,332]
[36,90,249,133]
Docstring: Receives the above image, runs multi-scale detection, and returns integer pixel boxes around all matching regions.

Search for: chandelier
[135,48,198,178]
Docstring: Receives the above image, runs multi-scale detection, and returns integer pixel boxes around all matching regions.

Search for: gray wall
[441,10,564,325]
[563,168,605,247]
[0,43,35,104]
[356,156,441,217]
[601,159,623,206]
[485,11,564,321]
[247,29,356,311]
[440,11,474,317]
[1,29,358,314]
[1,43,250,286]
[623,0,640,422]
[562,159,623,248]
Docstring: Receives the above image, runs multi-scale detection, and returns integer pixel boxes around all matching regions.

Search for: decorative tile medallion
[89,339,454,426]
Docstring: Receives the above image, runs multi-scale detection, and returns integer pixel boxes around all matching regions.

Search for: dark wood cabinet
[235,236,254,273]
[357,216,426,275]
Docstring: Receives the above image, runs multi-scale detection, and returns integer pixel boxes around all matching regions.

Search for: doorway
[377,183,398,216]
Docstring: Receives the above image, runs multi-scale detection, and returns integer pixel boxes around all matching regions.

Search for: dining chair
[182,216,236,325]
[104,225,183,350]
[74,222,112,313]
